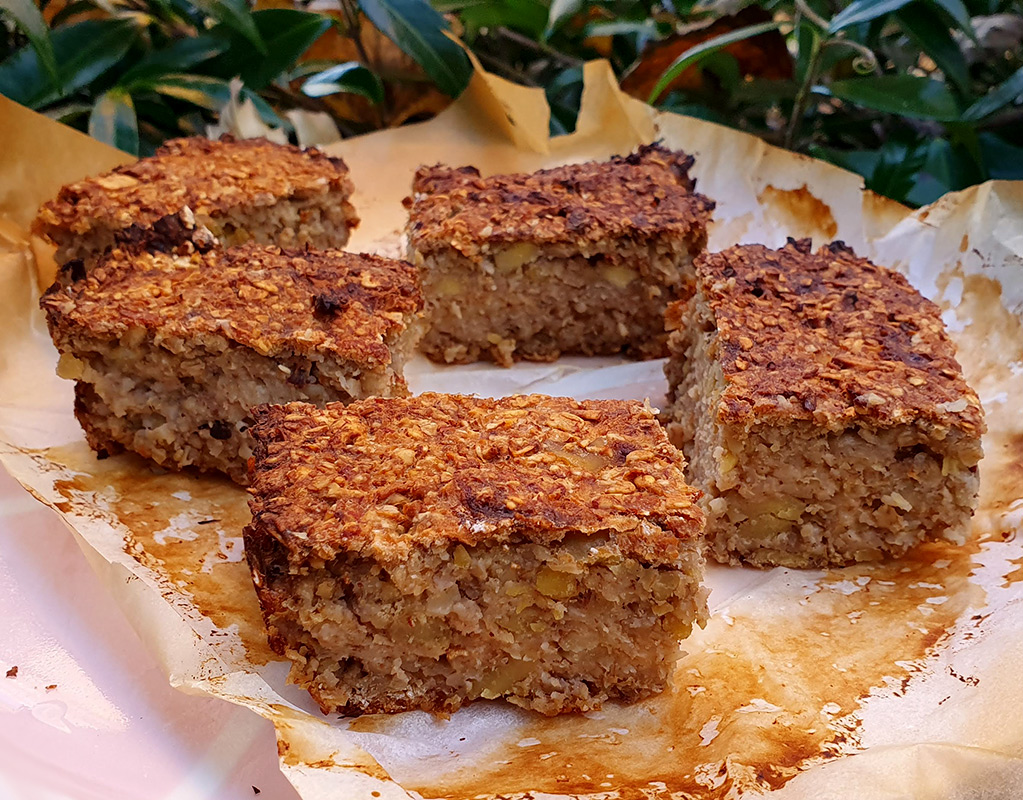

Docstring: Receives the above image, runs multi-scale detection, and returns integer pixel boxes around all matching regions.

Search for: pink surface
[0,468,299,800]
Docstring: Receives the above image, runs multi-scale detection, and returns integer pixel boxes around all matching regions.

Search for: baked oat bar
[40,244,422,484]
[244,393,707,716]
[661,238,984,568]
[33,135,359,279]
[406,143,715,366]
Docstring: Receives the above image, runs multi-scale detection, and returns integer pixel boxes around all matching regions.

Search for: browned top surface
[407,143,715,258]
[675,238,984,435]
[41,244,421,367]
[33,136,352,236]
[247,394,704,565]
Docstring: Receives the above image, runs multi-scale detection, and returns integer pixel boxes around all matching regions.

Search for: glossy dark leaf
[582,19,661,38]
[826,75,960,120]
[120,33,230,86]
[302,62,385,103]
[978,132,1023,180]
[961,65,1023,120]
[50,0,101,28]
[700,51,741,94]
[0,18,139,109]
[357,0,472,97]
[88,89,139,155]
[829,0,913,32]
[208,9,332,91]
[283,59,341,82]
[1,0,60,87]
[927,0,977,41]
[546,64,582,135]
[42,101,93,123]
[795,17,821,85]
[647,20,785,104]
[459,0,548,40]
[868,137,930,201]
[731,77,798,104]
[545,0,582,38]
[655,96,728,124]
[432,0,488,10]
[240,87,292,132]
[146,74,232,111]
[191,0,265,54]
[896,3,970,93]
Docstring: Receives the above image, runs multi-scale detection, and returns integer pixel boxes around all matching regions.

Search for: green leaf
[357,0,472,97]
[826,75,960,120]
[120,33,229,86]
[88,90,139,155]
[656,97,728,124]
[546,65,582,136]
[49,0,100,26]
[731,77,798,104]
[868,137,930,202]
[146,74,232,110]
[795,18,822,85]
[896,3,970,93]
[978,132,1023,180]
[302,61,384,102]
[42,100,93,123]
[646,20,785,104]
[829,0,913,32]
[240,86,291,132]
[581,19,661,38]
[208,9,331,91]
[0,18,139,109]
[701,51,742,94]
[283,59,342,82]
[246,9,330,91]
[545,0,581,38]
[459,0,548,40]
[0,0,60,88]
[431,0,489,10]
[191,0,266,54]
[927,0,976,41]
[961,65,1023,120]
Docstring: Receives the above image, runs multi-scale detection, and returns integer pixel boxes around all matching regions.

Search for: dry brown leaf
[620,6,793,101]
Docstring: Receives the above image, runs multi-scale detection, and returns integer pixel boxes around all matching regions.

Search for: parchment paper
[1,61,1022,799]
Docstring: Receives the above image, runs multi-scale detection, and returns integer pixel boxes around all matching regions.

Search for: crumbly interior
[663,295,981,568]
[266,532,706,716]
[415,239,693,366]
[48,189,356,272]
[61,322,419,483]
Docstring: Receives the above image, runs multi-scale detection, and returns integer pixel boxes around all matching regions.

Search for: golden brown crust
[33,136,354,237]
[246,393,704,566]
[407,143,715,260]
[672,238,984,436]
[40,244,422,368]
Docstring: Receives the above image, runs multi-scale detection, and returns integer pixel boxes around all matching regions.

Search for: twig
[794,0,829,31]
[473,49,540,86]
[495,26,585,68]
[785,32,824,150]
[339,0,373,71]
[822,38,880,74]
[262,85,360,138]
[336,0,385,128]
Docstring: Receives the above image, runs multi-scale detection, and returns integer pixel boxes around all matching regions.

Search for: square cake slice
[244,394,707,716]
[40,244,422,483]
[33,135,359,280]
[406,143,715,366]
[661,238,985,568]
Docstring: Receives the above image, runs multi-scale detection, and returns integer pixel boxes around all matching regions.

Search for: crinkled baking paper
[1,61,1022,800]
